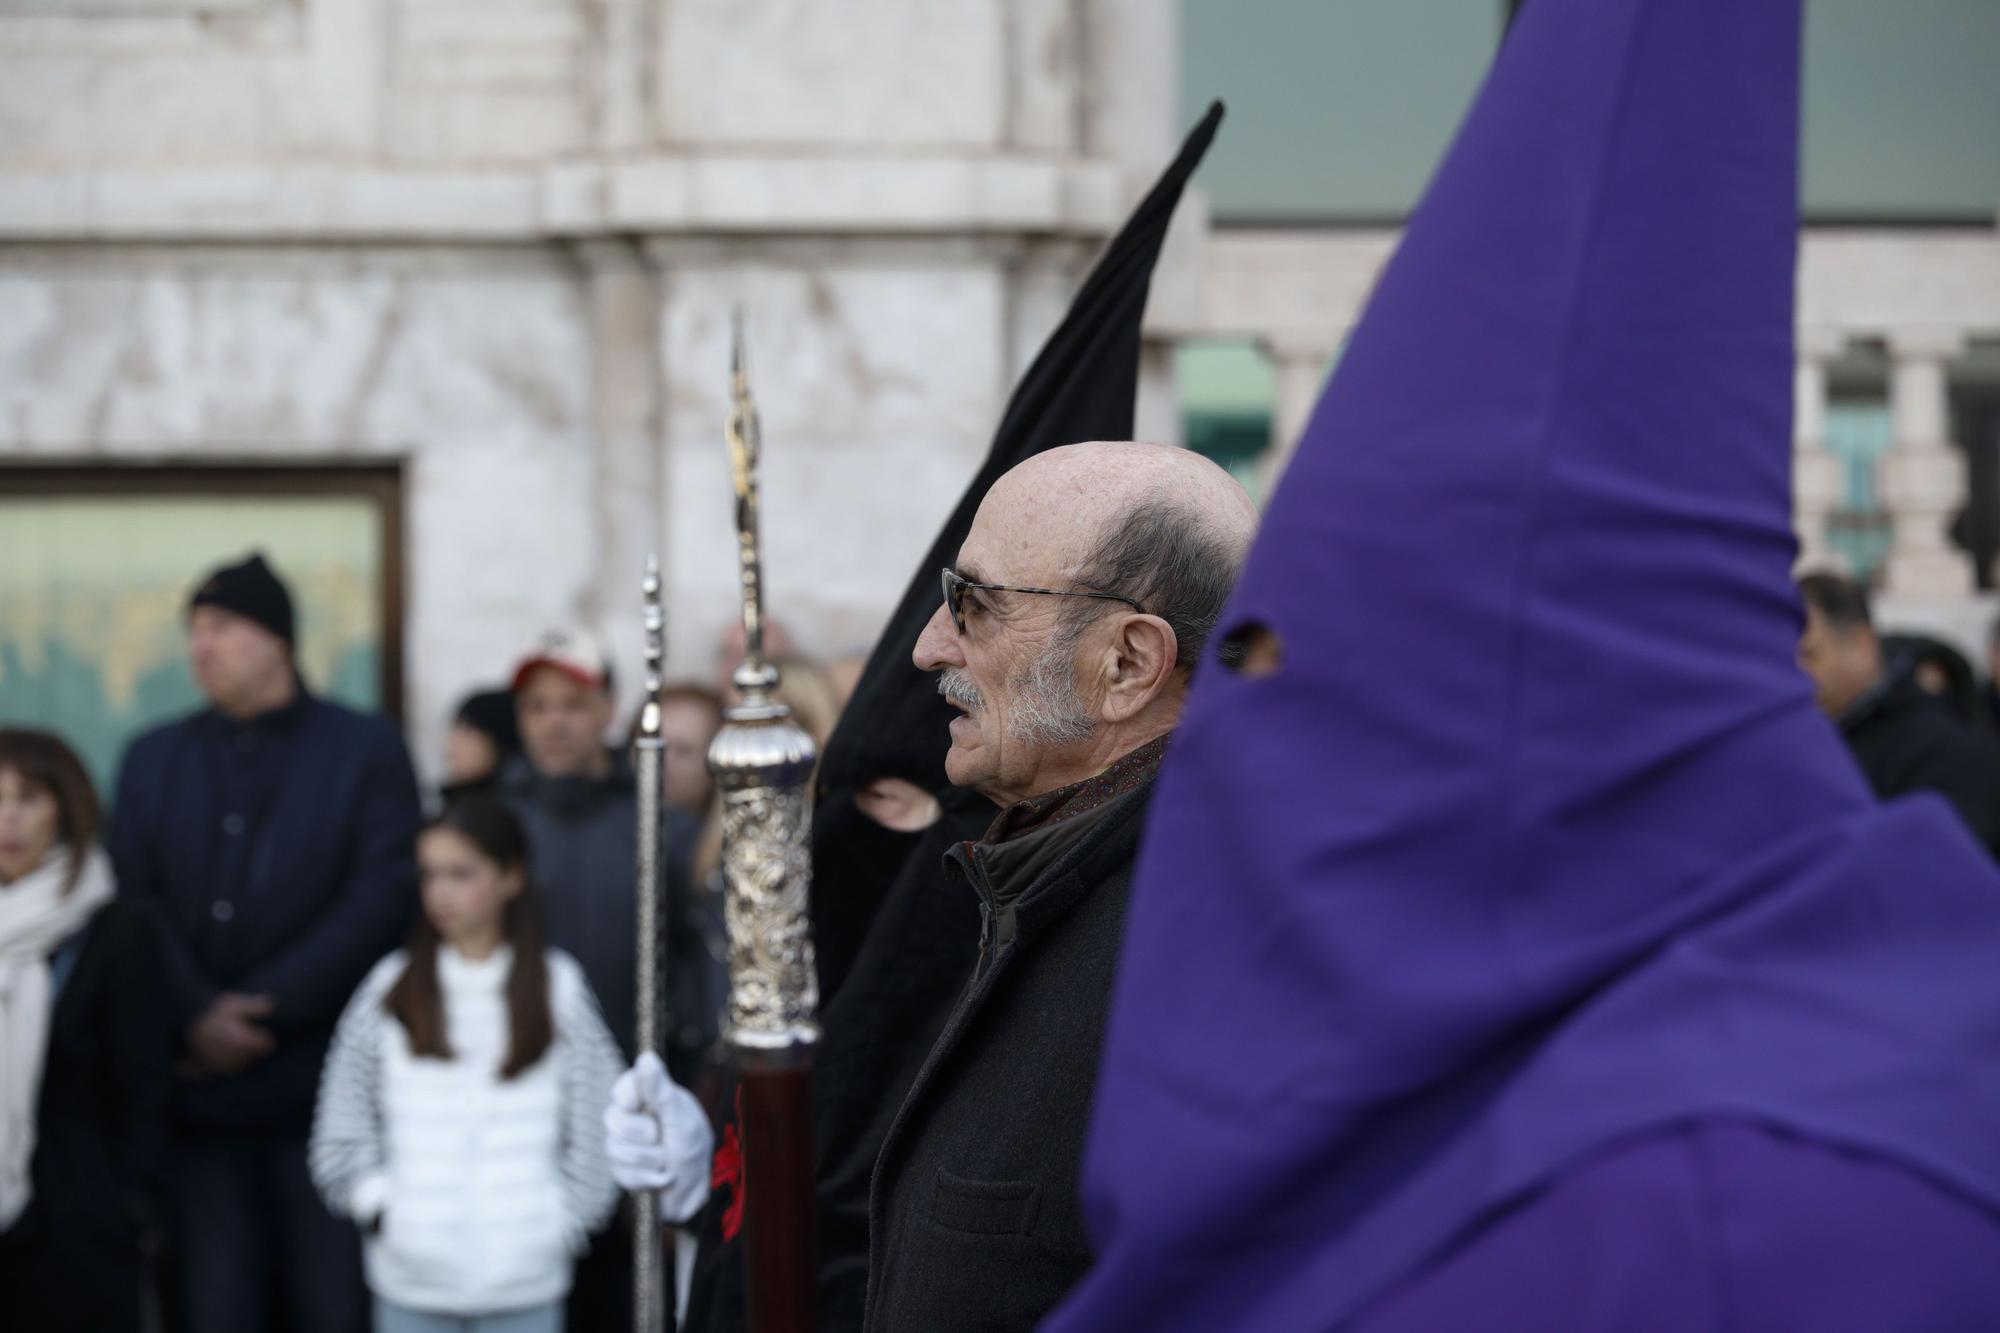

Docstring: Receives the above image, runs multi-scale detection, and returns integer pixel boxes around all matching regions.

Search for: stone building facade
[0,0,1199,771]
[4,1,1996,771]
[1190,226,2000,655]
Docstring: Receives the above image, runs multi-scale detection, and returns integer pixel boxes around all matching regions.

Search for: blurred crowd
[0,551,863,1333]
[4,549,1999,1332]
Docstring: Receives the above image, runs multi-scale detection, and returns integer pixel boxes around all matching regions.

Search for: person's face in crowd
[444,721,501,785]
[418,825,520,957]
[1797,604,1883,718]
[188,605,293,718]
[0,767,61,886]
[1912,659,1952,699]
[517,666,614,780]
[659,697,722,814]
[913,484,1108,807]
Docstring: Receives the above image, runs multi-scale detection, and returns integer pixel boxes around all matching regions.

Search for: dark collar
[213,679,314,735]
[500,749,636,805]
[1840,673,1945,735]
[981,733,1170,847]
[1836,673,1891,732]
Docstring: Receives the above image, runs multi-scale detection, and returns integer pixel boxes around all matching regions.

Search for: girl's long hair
[385,795,553,1079]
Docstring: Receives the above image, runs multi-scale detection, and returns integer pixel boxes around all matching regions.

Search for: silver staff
[708,313,822,1332]
[632,556,668,1333]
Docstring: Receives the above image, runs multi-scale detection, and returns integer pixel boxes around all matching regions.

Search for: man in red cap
[499,626,710,1331]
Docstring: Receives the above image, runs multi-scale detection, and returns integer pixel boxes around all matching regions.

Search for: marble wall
[0,0,1190,776]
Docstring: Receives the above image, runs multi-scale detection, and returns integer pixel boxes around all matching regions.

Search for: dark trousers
[165,1127,366,1333]
[0,1203,146,1333]
[566,1204,635,1333]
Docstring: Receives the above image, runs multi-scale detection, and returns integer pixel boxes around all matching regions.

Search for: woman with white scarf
[0,729,169,1333]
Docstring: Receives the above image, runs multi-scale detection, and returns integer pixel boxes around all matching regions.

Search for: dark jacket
[1842,676,2000,852]
[107,689,422,1129]
[679,793,991,1333]
[862,779,1154,1333]
[0,896,172,1332]
[500,755,710,1072]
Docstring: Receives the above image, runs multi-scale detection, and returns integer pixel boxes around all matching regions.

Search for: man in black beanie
[108,551,421,1333]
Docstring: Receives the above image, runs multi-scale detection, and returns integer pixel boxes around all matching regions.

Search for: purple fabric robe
[1354,1118,2000,1332]
[1045,0,2000,1327]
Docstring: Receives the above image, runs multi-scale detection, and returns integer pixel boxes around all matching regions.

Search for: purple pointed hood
[1049,0,2000,1327]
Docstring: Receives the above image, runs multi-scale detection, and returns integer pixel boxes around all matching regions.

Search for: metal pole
[633,556,668,1333]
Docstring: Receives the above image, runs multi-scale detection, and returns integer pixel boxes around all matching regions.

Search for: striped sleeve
[308,955,398,1223]
[553,952,624,1245]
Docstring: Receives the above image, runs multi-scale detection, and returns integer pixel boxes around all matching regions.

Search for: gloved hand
[605,1051,716,1224]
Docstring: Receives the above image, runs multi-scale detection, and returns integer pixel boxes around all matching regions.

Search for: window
[0,466,403,789]
[1179,339,1275,501]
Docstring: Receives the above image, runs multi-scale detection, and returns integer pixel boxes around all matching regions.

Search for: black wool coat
[0,896,172,1333]
[107,690,423,1130]
[1843,676,2000,853]
[499,755,710,1072]
[862,781,1154,1333]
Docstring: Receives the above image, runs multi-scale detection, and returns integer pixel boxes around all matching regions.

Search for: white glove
[605,1051,715,1224]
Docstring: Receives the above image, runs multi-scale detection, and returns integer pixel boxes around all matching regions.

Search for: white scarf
[0,845,115,1230]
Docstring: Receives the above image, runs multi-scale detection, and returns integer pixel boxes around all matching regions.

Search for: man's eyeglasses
[940,567,1146,635]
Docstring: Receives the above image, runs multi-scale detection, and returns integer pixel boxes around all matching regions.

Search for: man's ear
[1097,614,1179,724]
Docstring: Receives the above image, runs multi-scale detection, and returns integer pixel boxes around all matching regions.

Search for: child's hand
[605,1051,715,1224]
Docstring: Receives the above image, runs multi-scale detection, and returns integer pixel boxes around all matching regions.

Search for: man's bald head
[977,442,1259,594]
[914,442,1258,805]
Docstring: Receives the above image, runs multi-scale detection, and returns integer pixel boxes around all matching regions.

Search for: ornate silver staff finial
[726,306,777,698]
[708,312,822,1333]
[631,555,669,1333]
[710,312,820,1053]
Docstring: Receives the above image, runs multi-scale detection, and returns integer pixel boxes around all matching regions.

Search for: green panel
[1801,0,2000,219]
[1179,340,1276,503]
[1178,339,1277,416]
[1180,0,1501,221]
[1183,0,2000,222]
[0,496,383,792]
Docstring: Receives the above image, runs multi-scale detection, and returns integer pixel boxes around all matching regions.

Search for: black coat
[499,755,710,1072]
[0,897,172,1332]
[107,690,422,1129]
[863,782,1153,1333]
[1843,677,2000,852]
[679,793,989,1333]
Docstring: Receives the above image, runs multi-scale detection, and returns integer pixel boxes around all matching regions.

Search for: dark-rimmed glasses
[940,566,1146,635]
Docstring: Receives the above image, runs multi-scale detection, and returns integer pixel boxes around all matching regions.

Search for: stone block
[389,90,586,163]
[1005,0,1080,151]
[657,0,1003,148]
[657,251,1007,673]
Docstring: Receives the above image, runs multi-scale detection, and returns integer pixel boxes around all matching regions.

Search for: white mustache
[937,669,984,714]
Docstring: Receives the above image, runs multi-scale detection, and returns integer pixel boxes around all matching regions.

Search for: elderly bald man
[601,443,1256,1328]
[855,441,1258,1332]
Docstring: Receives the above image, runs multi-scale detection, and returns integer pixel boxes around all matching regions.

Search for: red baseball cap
[510,629,612,692]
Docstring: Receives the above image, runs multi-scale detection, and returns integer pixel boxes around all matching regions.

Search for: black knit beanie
[189,553,296,647]
[455,688,522,759]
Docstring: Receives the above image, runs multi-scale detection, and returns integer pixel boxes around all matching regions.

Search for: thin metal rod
[633,555,668,1333]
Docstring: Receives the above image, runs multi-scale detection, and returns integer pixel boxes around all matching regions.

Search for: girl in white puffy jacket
[310,796,622,1333]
